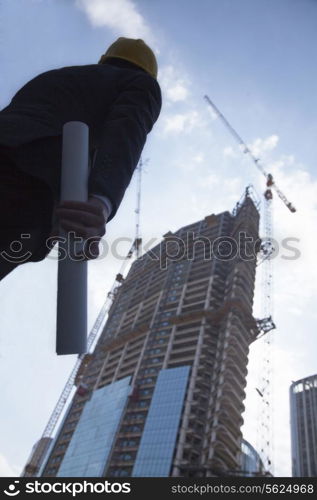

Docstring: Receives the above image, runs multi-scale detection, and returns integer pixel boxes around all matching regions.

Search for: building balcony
[218,407,243,432]
[226,345,247,368]
[225,373,244,398]
[118,431,142,438]
[211,431,240,470]
[225,360,247,385]
[209,448,237,474]
[109,459,135,468]
[228,326,249,349]
[171,340,198,351]
[194,380,211,392]
[169,350,196,363]
[221,384,245,412]
[113,445,139,453]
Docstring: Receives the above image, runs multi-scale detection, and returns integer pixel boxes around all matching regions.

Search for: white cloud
[163,110,203,133]
[193,153,204,164]
[224,177,242,193]
[223,146,239,158]
[76,0,153,42]
[272,171,317,306]
[197,173,220,188]
[206,105,218,121]
[223,135,280,162]
[167,83,188,102]
[247,134,279,158]
[0,454,20,477]
[174,153,205,173]
[159,65,189,102]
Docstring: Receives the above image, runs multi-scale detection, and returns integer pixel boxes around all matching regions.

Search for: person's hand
[54,197,109,259]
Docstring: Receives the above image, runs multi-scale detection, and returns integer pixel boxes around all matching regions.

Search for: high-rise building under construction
[36,192,262,477]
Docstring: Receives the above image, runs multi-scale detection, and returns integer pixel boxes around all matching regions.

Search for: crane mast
[257,193,275,474]
[134,159,143,259]
[204,94,296,475]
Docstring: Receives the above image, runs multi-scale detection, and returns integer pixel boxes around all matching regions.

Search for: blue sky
[0,0,316,477]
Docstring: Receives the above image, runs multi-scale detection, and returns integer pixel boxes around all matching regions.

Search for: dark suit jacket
[0,63,162,221]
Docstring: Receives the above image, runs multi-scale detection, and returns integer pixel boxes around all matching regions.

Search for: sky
[0,0,316,477]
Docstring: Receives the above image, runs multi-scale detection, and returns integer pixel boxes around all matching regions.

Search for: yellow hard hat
[99,37,158,79]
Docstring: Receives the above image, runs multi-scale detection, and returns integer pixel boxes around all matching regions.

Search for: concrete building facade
[38,192,261,477]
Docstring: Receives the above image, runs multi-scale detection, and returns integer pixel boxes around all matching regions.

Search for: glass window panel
[57,376,131,477]
[132,366,190,477]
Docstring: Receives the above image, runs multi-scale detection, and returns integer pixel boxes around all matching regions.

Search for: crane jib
[204,95,296,213]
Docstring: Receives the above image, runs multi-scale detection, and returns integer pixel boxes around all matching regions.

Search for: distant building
[29,191,264,477]
[239,439,266,476]
[290,374,317,477]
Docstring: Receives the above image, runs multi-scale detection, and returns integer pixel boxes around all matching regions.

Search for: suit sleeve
[88,73,162,221]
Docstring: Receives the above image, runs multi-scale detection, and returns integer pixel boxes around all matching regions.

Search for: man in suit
[0,37,161,280]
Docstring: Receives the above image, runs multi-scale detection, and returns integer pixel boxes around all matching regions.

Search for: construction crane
[204,95,296,214]
[204,95,296,475]
[257,187,275,475]
[21,159,145,477]
[134,158,147,259]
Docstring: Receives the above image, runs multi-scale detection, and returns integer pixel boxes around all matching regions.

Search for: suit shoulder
[133,71,161,91]
[125,71,162,107]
